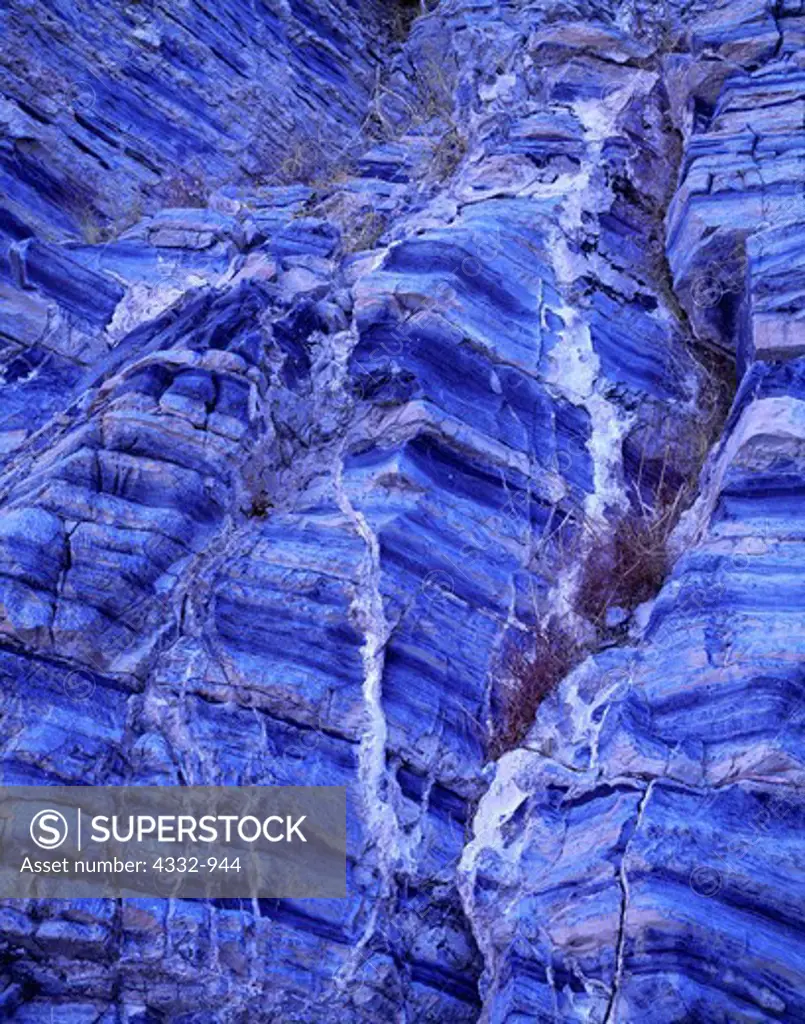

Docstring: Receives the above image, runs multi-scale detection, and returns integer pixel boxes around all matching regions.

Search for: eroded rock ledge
[1,0,804,1021]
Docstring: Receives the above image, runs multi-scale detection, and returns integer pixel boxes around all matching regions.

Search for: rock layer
[0,0,804,1021]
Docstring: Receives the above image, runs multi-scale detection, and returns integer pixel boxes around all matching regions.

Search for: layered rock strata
[0,0,804,1021]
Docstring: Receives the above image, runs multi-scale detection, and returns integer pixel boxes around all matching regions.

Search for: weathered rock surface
[458,4,805,1022]
[0,0,384,237]
[1,0,804,1020]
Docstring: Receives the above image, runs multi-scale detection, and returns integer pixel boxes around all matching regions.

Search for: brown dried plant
[490,620,584,758]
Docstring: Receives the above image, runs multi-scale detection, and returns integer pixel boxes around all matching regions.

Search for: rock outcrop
[1,0,804,1020]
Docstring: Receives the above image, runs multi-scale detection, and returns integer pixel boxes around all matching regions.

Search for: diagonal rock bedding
[1,0,805,1020]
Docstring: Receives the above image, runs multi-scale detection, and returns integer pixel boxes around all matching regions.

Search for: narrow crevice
[602,779,655,1023]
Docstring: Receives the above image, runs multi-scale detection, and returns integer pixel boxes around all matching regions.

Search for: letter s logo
[30,810,69,850]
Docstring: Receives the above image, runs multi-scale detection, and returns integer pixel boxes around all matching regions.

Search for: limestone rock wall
[1,0,804,1021]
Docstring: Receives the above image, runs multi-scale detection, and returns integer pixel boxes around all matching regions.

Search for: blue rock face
[1,0,804,1019]
[0,0,384,238]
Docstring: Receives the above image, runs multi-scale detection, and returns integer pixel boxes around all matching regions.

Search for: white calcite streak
[1,0,805,1020]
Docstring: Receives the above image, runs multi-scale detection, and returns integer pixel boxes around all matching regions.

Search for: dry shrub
[275,138,326,186]
[413,57,455,121]
[366,52,458,144]
[429,125,467,181]
[575,497,683,627]
[342,209,388,254]
[576,367,733,630]
[76,196,144,244]
[489,620,584,758]
[576,433,691,627]
[153,168,209,208]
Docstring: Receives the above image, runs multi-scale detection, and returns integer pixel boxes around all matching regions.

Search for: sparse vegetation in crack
[575,472,686,630]
[273,137,356,189]
[341,208,389,254]
[489,373,731,754]
[576,379,730,635]
[427,123,467,182]
[151,166,210,208]
[365,48,460,145]
[489,619,587,759]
